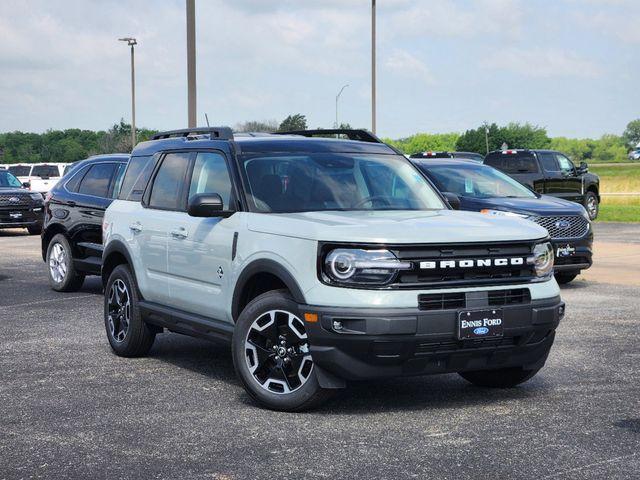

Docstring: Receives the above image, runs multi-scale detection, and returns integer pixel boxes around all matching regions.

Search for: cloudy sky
[0,0,638,138]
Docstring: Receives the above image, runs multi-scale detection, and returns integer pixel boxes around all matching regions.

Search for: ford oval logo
[474,327,489,335]
[9,197,20,203]
[555,220,571,230]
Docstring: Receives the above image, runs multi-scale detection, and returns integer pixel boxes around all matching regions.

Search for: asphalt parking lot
[1,224,639,480]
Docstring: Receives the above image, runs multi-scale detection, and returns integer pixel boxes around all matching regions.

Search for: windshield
[417,162,536,199]
[240,153,445,213]
[0,171,23,188]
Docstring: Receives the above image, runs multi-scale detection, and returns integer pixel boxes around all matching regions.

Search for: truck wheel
[584,191,598,220]
[555,272,578,284]
[104,264,156,357]
[46,233,85,292]
[459,366,541,388]
[232,289,334,411]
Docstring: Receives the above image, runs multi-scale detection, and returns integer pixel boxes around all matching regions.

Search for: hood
[247,209,549,244]
[459,195,587,217]
[0,187,30,195]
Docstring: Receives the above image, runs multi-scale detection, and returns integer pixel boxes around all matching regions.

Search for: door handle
[66,200,76,207]
[170,227,188,239]
[129,222,143,233]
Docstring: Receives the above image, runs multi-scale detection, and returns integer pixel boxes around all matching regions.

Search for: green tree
[386,132,460,154]
[622,119,640,147]
[498,123,550,150]
[278,114,307,132]
[455,123,501,154]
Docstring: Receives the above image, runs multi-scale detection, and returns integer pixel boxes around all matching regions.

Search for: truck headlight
[324,249,412,286]
[29,193,43,202]
[480,209,530,219]
[528,242,554,277]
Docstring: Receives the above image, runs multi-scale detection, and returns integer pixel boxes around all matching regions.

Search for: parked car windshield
[241,153,446,213]
[416,162,536,199]
[0,170,23,188]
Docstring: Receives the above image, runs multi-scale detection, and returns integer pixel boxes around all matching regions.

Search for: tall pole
[371,0,377,134]
[335,84,349,128]
[186,0,197,128]
[119,38,137,148]
[484,122,489,154]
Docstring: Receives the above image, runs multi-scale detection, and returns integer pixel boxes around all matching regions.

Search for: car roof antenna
[204,113,210,127]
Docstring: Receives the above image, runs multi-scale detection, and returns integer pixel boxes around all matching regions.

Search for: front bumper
[301,296,564,381]
[551,233,593,273]
[0,207,43,229]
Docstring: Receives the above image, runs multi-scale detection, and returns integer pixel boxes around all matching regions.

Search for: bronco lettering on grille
[419,258,525,269]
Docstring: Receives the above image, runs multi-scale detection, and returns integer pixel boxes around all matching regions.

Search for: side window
[188,152,233,209]
[555,154,575,174]
[78,163,117,198]
[64,165,90,193]
[502,156,538,174]
[148,153,191,210]
[110,163,127,199]
[119,155,157,202]
[538,153,559,172]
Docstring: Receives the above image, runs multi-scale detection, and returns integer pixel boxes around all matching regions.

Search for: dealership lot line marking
[541,452,639,479]
[0,295,91,310]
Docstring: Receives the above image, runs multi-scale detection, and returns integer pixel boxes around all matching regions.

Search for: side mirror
[579,161,588,173]
[187,193,225,217]
[22,182,31,189]
[443,192,461,210]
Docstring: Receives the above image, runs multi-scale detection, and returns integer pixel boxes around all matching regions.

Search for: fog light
[332,320,343,331]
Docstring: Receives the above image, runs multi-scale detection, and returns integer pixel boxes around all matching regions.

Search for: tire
[27,225,42,235]
[459,366,541,388]
[555,272,579,284]
[46,233,85,292]
[232,289,334,411]
[583,191,599,220]
[104,264,156,357]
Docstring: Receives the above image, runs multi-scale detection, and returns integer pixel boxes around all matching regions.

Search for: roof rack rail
[151,127,233,141]
[275,129,383,144]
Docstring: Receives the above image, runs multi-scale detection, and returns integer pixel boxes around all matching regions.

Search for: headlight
[480,209,529,219]
[324,248,412,286]
[29,193,43,201]
[528,242,554,277]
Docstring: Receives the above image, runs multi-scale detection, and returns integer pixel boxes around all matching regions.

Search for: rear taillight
[501,150,517,155]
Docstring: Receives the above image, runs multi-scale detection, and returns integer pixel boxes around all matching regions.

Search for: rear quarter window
[119,155,157,201]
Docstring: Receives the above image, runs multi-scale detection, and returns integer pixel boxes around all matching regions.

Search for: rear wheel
[459,366,542,388]
[104,264,156,357]
[584,191,598,220]
[46,233,85,292]
[555,272,579,284]
[232,290,333,411]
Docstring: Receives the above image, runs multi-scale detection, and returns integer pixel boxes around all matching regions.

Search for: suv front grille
[530,215,588,239]
[392,242,537,288]
[418,288,530,311]
[0,193,31,207]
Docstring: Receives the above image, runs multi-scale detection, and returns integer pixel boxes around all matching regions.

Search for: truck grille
[418,288,530,311]
[392,242,538,288]
[0,193,31,207]
[530,215,589,239]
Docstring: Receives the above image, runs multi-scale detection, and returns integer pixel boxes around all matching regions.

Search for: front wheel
[555,272,579,284]
[583,191,599,220]
[232,290,333,411]
[459,366,541,388]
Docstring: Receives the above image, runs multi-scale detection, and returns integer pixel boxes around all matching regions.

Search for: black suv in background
[42,154,129,291]
[0,169,44,234]
[411,151,485,162]
[484,149,600,220]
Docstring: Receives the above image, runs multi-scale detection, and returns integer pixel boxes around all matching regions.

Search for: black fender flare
[232,259,306,320]
[101,239,137,287]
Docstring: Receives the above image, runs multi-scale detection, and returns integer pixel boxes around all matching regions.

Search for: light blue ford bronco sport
[102,128,564,411]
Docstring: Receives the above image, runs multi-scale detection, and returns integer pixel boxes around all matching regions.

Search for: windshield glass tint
[420,163,536,199]
[241,153,445,213]
[0,171,22,188]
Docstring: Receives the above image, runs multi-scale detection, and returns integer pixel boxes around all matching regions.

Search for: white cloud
[483,48,603,78]
[384,50,434,84]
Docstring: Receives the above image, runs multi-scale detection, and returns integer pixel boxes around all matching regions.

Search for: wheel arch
[232,259,306,321]
[102,240,137,288]
[41,224,69,261]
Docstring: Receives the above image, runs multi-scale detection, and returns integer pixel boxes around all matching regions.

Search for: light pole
[335,84,349,128]
[118,37,137,148]
[186,0,197,128]
[371,0,377,134]
[483,121,490,154]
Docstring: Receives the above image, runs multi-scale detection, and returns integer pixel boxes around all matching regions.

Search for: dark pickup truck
[484,149,600,220]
